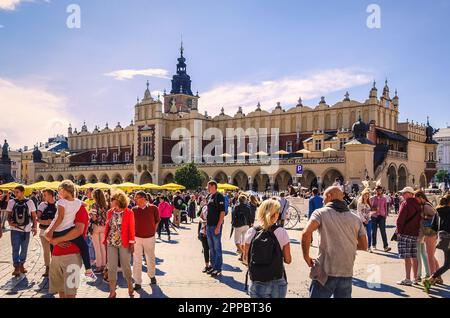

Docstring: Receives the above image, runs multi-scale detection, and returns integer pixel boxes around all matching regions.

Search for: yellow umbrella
[28,181,52,190]
[0,182,20,190]
[161,183,186,191]
[141,183,163,190]
[80,182,111,190]
[48,181,62,190]
[296,149,311,154]
[217,183,239,191]
[113,182,145,192]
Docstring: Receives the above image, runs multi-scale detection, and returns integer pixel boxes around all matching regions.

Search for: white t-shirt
[244,226,290,250]
[49,198,82,232]
[6,199,36,233]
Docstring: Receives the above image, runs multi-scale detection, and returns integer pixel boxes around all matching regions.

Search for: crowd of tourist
[0,178,449,299]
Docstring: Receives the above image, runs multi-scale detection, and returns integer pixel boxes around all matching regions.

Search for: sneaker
[384,247,392,252]
[150,277,157,285]
[85,269,97,281]
[206,267,215,275]
[413,278,422,285]
[435,276,444,285]
[397,279,413,286]
[210,270,222,277]
[202,266,212,273]
[368,247,373,253]
[134,284,142,291]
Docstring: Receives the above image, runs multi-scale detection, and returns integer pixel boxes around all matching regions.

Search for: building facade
[436,127,450,173]
[29,46,438,192]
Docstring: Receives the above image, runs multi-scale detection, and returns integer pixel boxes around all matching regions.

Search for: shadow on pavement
[352,277,410,297]
[371,251,399,260]
[216,275,247,294]
[222,264,243,273]
[222,250,237,256]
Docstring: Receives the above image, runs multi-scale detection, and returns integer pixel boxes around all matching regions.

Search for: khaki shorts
[49,254,82,296]
[173,209,181,220]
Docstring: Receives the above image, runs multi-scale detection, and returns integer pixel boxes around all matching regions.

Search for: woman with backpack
[414,190,439,283]
[243,198,292,298]
[232,195,252,261]
[424,195,450,292]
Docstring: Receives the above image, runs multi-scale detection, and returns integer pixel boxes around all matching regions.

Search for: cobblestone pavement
[0,207,449,298]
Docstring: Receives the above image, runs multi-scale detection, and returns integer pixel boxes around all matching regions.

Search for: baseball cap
[399,186,415,194]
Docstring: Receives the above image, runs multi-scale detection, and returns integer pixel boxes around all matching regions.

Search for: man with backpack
[206,181,226,277]
[301,186,368,298]
[231,195,252,261]
[6,185,38,276]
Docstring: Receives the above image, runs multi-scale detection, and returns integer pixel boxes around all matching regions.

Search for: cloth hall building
[28,46,438,192]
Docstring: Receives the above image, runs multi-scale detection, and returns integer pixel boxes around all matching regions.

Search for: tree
[435,170,449,183]
[174,162,205,190]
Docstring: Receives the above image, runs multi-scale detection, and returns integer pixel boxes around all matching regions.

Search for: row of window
[91,152,131,163]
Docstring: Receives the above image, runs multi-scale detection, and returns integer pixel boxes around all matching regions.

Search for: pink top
[158,201,173,218]
[370,195,388,218]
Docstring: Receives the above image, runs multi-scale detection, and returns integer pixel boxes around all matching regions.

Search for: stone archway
[99,174,110,184]
[77,175,87,186]
[163,173,174,184]
[398,166,408,190]
[252,171,270,192]
[140,171,152,184]
[67,174,75,182]
[111,174,123,185]
[36,175,45,182]
[88,174,98,184]
[387,165,397,193]
[214,171,228,184]
[232,170,249,190]
[274,170,293,192]
[298,170,318,190]
[419,174,427,189]
[46,175,55,182]
[125,173,134,183]
[56,175,64,182]
[322,169,344,190]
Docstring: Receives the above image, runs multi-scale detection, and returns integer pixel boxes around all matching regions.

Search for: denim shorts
[249,278,287,298]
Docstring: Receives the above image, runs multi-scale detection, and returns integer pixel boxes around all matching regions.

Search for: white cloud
[199,69,373,115]
[0,0,22,11]
[104,68,170,81]
[0,78,75,149]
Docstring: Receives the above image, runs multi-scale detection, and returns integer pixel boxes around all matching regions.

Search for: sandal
[108,292,117,298]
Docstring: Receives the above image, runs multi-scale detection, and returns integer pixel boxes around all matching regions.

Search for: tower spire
[180,35,184,57]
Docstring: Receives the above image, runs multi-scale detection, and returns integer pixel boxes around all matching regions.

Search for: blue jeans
[371,216,388,249]
[206,225,223,271]
[365,219,373,248]
[86,235,96,263]
[249,278,287,298]
[309,276,353,298]
[11,231,31,266]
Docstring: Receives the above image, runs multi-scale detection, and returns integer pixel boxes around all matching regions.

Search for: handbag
[436,231,450,251]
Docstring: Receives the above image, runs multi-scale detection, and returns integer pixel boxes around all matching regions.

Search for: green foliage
[174,162,205,190]
[435,169,449,183]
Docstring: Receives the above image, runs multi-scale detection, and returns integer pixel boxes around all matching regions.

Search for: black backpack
[245,225,286,289]
[232,204,248,228]
[12,199,31,228]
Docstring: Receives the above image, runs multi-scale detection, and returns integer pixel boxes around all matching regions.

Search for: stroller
[180,209,189,224]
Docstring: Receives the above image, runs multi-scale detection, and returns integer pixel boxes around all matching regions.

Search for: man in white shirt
[6,185,37,276]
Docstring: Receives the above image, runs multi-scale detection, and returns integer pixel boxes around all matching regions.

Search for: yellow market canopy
[79,182,112,190]
[160,183,186,191]
[112,182,145,192]
[217,183,239,191]
[27,181,54,190]
[0,182,20,190]
[141,183,163,190]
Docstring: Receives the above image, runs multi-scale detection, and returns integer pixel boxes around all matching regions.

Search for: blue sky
[1,0,449,149]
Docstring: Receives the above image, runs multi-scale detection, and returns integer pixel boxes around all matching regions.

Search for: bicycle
[284,205,301,230]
